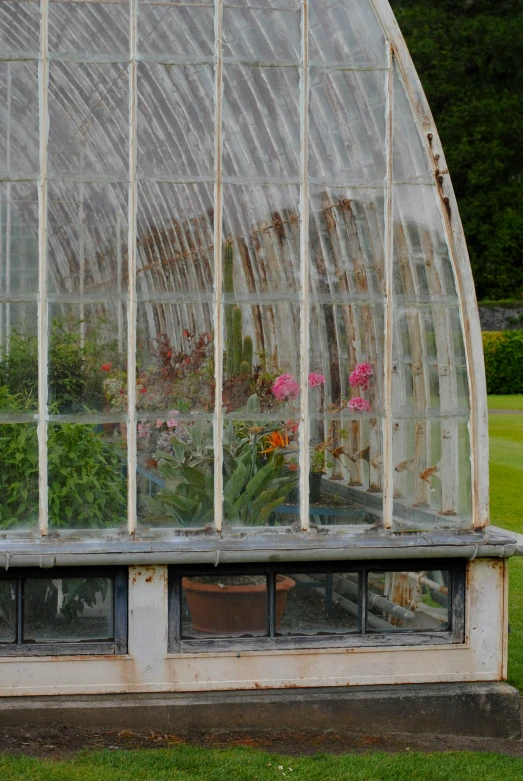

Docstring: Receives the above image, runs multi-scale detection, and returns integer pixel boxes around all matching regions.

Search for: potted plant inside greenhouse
[0,0,520,741]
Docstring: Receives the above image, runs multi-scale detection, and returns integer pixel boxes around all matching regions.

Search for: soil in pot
[182,575,295,636]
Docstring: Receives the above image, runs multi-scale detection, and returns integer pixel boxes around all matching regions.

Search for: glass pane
[0,61,39,176]
[222,6,301,62]
[367,570,450,631]
[137,63,214,179]
[140,416,214,529]
[309,0,386,69]
[222,65,300,179]
[393,185,457,300]
[310,303,384,414]
[48,424,127,530]
[182,575,268,638]
[222,417,299,529]
[0,182,39,296]
[0,423,39,530]
[49,1,129,57]
[392,417,472,528]
[136,181,214,297]
[393,66,432,184]
[136,303,214,414]
[309,187,385,297]
[308,415,380,526]
[277,572,360,635]
[0,1,40,55]
[47,304,127,416]
[309,69,386,186]
[222,301,300,413]
[48,62,128,178]
[23,577,114,642]
[48,181,128,297]
[223,184,301,296]
[0,580,16,643]
[138,4,213,57]
[227,0,299,8]
[0,303,38,412]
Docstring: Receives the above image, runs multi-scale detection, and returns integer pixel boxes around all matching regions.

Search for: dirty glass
[0,0,478,537]
[23,577,114,643]
[367,570,450,632]
[181,575,268,638]
[0,580,16,643]
[277,572,360,635]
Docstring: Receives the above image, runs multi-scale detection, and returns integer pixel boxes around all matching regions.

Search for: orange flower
[260,430,289,454]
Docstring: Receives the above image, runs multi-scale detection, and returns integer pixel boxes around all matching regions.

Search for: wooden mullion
[114,567,128,655]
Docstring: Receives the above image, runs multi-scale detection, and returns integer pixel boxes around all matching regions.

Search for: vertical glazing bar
[127,0,138,534]
[299,0,310,532]
[116,212,124,353]
[382,42,394,529]
[38,0,49,536]
[213,0,224,533]
[0,207,3,349]
[5,63,11,353]
[79,178,85,347]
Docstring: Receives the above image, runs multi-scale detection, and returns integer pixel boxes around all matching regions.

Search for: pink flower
[155,420,163,428]
[166,419,179,429]
[272,373,300,402]
[347,397,371,413]
[308,373,325,389]
[137,422,151,438]
[349,362,374,390]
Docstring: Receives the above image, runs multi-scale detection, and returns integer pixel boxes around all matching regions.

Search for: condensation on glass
[0,0,483,537]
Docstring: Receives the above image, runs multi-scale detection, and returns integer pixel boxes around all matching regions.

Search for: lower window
[168,560,465,653]
[0,567,127,656]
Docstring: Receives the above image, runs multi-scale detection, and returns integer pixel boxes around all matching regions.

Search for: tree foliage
[391,0,523,300]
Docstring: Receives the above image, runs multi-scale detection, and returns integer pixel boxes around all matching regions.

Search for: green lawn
[1,746,523,781]
[488,404,523,690]
[488,394,523,411]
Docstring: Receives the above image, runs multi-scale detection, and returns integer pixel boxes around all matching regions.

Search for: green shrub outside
[483,330,523,395]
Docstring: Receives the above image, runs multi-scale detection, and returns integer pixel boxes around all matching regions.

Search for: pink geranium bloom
[349,362,374,390]
[308,373,325,389]
[272,373,300,402]
[137,422,151,438]
[347,397,371,413]
[166,419,178,429]
[155,420,163,428]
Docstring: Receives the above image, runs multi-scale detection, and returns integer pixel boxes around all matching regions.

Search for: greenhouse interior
[0,0,520,732]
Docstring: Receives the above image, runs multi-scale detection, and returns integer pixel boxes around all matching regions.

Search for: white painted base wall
[0,558,507,696]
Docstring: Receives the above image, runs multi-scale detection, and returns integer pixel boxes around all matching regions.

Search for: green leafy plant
[0,389,126,529]
[149,396,298,526]
[483,330,523,394]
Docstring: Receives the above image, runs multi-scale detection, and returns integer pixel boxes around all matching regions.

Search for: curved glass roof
[0,0,487,538]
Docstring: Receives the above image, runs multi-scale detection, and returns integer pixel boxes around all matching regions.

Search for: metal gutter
[0,535,516,568]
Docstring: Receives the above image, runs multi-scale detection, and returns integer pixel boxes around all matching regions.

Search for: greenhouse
[0,0,519,732]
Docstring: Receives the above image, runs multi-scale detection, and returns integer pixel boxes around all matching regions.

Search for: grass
[1,746,523,781]
[488,401,523,690]
[488,394,523,410]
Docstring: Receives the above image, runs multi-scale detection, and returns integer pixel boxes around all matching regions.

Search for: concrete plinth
[0,683,519,739]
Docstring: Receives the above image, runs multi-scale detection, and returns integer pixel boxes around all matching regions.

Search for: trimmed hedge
[483,330,523,394]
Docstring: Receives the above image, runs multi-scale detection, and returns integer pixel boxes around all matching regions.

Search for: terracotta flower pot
[182,575,295,635]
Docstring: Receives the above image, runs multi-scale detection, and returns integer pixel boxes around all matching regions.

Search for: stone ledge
[0,683,519,739]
